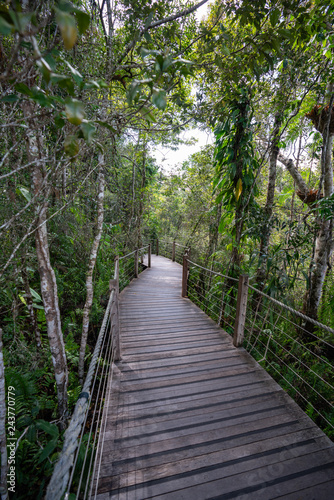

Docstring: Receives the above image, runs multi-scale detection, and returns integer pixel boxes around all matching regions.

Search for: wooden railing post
[233,274,249,347]
[172,240,176,262]
[111,256,120,361]
[148,243,151,268]
[182,250,189,297]
[156,238,159,256]
[135,248,138,278]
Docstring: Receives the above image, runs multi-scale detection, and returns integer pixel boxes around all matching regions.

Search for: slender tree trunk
[278,110,334,328]
[0,329,8,500]
[255,113,282,289]
[136,149,146,248]
[33,170,68,421]
[205,202,222,265]
[306,133,333,322]
[24,106,68,422]
[22,266,42,347]
[106,0,114,68]
[79,158,105,385]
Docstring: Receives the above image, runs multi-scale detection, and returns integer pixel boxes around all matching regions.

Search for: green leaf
[36,58,52,83]
[31,89,52,107]
[38,438,58,464]
[55,113,66,129]
[84,80,100,90]
[17,187,31,202]
[63,60,83,86]
[127,81,140,104]
[270,8,280,27]
[15,83,33,97]
[30,288,42,302]
[0,15,14,35]
[80,121,96,144]
[57,76,75,95]
[144,11,154,28]
[64,135,79,157]
[65,98,85,125]
[55,8,77,50]
[140,48,159,59]
[139,107,156,123]
[144,32,152,42]
[96,120,117,133]
[221,45,230,56]
[9,11,33,33]
[36,420,59,438]
[152,90,167,110]
[73,9,90,35]
[162,56,173,71]
[1,94,19,103]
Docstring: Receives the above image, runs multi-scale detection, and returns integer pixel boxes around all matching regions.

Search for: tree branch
[117,0,211,66]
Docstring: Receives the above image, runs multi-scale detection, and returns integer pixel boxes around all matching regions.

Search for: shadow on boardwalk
[96,255,334,500]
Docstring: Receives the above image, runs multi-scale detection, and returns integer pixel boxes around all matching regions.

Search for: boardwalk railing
[46,245,151,500]
[156,238,190,265]
[182,254,334,439]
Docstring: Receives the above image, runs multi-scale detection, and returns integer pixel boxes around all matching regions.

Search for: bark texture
[256,114,282,289]
[78,158,105,384]
[22,267,42,347]
[278,122,333,325]
[306,133,333,322]
[24,110,68,421]
[0,329,8,500]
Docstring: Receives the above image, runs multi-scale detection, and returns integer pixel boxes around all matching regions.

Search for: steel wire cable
[77,320,113,498]
[248,334,334,420]
[67,312,112,497]
[248,283,334,341]
[249,293,334,348]
[187,260,239,282]
[84,317,116,499]
[244,302,334,370]
[47,288,115,500]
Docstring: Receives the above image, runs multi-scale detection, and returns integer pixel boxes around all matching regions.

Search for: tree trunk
[278,120,334,329]
[306,132,333,323]
[205,202,222,265]
[0,329,8,500]
[24,108,68,422]
[79,158,105,385]
[22,266,42,347]
[255,114,282,290]
[136,148,146,248]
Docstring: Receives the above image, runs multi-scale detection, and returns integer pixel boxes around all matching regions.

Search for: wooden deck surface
[95,255,334,500]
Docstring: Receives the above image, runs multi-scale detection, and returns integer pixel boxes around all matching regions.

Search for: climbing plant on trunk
[213,87,259,274]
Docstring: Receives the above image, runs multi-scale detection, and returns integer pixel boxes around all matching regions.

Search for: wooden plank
[104,437,334,490]
[113,448,334,500]
[105,405,297,445]
[95,255,334,500]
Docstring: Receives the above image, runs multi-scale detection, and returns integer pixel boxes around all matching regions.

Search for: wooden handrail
[182,249,189,297]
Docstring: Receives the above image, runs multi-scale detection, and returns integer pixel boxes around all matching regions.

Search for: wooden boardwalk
[96,256,334,500]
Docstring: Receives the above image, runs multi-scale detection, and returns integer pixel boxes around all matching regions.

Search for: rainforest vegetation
[0,0,334,498]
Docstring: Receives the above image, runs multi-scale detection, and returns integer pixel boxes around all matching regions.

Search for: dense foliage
[0,0,334,497]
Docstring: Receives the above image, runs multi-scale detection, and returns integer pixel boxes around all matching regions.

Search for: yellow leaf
[55,10,77,50]
[235,178,242,201]
[19,294,27,306]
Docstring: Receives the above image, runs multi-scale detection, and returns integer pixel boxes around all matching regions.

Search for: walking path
[96,255,334,499]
